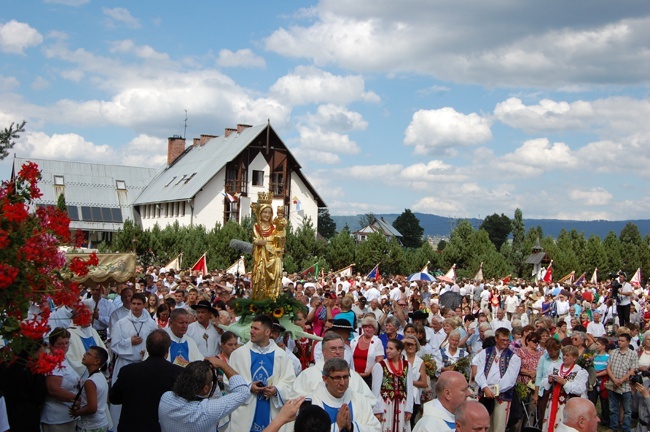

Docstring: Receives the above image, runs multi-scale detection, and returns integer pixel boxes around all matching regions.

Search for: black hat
[329,319,354,332]
[358,296,367,304]
[409,310,429,321]
[619,271,627,278]
[191,300,217,315]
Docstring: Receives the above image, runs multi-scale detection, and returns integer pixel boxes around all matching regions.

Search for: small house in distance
[133,122,325,231]
[352,217,403,243]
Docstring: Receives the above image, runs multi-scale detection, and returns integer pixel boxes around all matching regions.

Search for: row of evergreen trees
[101,208,650,284]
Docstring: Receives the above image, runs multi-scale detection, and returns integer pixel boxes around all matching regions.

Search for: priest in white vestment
[227,315,296,432]
[311,358,381,432]
[164,308,204,366]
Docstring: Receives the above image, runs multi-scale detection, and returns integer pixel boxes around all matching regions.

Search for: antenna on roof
[183,110,188,139]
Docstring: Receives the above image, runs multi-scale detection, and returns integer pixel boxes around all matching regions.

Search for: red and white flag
[336,264,355,278]
[631,268,642,287]
[543,260,553,283]
[191,253,208,276]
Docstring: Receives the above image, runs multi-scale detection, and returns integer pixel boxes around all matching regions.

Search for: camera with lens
[630,371,644,386]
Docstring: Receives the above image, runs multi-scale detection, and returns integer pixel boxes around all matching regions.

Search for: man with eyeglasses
[311,358,382,432]
[295,332,380,417]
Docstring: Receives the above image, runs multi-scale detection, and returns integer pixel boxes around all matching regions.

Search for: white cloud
[120,134,166,168]
[0,75,19,91]
[270,65,379,106]
[264,1,650,87]
[216,49,266,68]
[0,20,43,54]
[498,138,577,176]
[302,104,368,132]
[296,126,361,154]
[493,96,650,135]
[568,187,613,206]
[411,196,464,216]
[15,131,115,162]
[108,40,169,61]
[291,147,341,164]
[404,108,492,155]
[400,160,466,183]
[102,7,141,29]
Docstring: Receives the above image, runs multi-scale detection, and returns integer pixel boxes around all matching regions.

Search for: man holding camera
[614,272,634,327]
[606,333,638,432]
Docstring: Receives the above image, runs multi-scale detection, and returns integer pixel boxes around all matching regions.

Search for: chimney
[237,124,252,133]
[167,136,186,165]
[199,134,217,146]
[224,128,237,137]
[193,138,200,148]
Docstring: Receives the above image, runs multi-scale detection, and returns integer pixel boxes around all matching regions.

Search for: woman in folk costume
[541,345,588,432]
[372,338,414,432]
[67,306,108,376]
[251,192,286,301]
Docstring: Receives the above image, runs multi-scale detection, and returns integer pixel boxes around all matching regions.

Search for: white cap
[159,267,167,274]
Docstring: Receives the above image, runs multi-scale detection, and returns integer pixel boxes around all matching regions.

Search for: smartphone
[301,398,312,409]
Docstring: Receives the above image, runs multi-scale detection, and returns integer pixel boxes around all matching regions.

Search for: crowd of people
[3,264,650,432]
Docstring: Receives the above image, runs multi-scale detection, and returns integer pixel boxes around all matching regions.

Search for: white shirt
[473,347,521,393]
[504,296,519,313]
[364,287,381,302]
[556,300,570,316]
[587,321,606,338]
[491,318,513,331]
[187,321,220,358]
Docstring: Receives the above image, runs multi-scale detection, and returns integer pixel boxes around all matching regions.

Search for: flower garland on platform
[233,294,307,321]
[0,161,98,374]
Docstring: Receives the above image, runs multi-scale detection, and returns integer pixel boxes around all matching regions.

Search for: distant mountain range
[331,213,650,239]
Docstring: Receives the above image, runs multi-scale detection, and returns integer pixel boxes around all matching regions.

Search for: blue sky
[2,1,650,221]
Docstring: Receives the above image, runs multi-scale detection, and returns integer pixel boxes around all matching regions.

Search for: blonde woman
[351,316,384,386]
[403,334,427,429]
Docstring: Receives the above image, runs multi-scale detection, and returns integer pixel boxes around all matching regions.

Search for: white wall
[289,174,319,231]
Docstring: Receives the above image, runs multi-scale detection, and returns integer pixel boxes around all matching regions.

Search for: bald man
[413,371,470,432]
[455,401,490,432]
[556,398,600,432]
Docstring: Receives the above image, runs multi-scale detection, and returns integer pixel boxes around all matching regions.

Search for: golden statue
[251,192,286,300]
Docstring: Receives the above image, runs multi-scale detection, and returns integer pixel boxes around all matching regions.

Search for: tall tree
[479,213,511,250]
[318,208,337,239]
[392,209,424,248]
[326,226,356,271]
[510,208,526,277]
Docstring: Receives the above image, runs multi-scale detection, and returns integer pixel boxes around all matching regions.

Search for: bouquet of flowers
[421,354,438,378]
[515,382,530,400]
[452,355,471,382]
[577,351,595,369]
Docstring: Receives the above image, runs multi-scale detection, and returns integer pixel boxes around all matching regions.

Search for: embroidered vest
[379,359,409,403]
[483,346,514,401]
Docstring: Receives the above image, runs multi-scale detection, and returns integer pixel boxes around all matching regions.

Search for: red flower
[0,230,9,249]
[72,302,92,327]
[2,201,28,223]
[0,263,19,289]
[19,317,51,340]
[29,349,65,375]
[18,161,41,184]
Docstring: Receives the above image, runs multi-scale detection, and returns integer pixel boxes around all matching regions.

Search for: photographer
[633,381,650,432]
[158,357,250,432]
[613,271,634,327]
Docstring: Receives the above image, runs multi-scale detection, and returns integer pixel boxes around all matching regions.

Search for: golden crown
[257,191,273,205]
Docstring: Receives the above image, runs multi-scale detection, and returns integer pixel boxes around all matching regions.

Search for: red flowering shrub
[0,161,97,374]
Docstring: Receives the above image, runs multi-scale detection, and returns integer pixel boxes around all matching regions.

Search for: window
[271,172,284,196]
[253,170,264,186]
[53,175,64,186]
[165,177,177,187]
[184,173,196,184]
[180,201,186,217]
[67,206,79,221]
[176,175,187,185]
[116,180,126,190]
